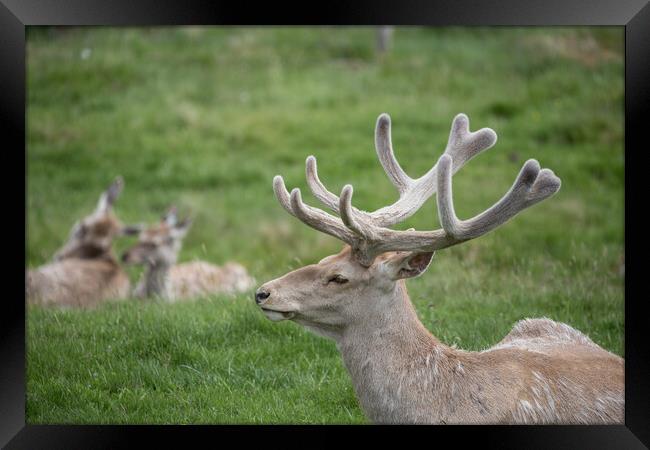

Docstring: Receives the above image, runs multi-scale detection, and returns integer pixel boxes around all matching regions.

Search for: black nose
[121,252,129,262]
[255,290,270,304]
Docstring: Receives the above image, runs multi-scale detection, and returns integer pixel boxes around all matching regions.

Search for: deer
[121,207,255,301]
[26,177,142,308]
[255,113,624,424]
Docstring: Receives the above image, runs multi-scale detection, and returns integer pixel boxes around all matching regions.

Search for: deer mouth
[260,307,296,321]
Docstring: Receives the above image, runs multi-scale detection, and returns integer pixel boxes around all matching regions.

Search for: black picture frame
[3,0,648,448]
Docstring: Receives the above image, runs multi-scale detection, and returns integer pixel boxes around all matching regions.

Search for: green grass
[26,26,624,424]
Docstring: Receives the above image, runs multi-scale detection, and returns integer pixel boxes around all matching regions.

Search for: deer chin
[260,307,296,322]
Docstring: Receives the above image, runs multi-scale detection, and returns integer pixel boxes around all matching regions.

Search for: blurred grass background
[26,26,624,424]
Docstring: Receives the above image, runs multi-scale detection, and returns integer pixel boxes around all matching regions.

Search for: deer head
[256,113,561,338]
[52,177,142,261]
[121,206,193,268]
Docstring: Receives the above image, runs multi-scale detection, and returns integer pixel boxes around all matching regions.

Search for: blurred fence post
[376,26,394,54]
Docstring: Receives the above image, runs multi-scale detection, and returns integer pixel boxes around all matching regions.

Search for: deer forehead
[319,248,400,270]
[316,247,373,273]
[86,214,121,235]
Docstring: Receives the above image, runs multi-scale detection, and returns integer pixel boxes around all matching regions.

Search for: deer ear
[162,206,178,226]
[96,176,124,214]
[171,217,193,239]
[385,251,435,280]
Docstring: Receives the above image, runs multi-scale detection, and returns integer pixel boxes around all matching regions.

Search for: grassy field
[26,27,624,424]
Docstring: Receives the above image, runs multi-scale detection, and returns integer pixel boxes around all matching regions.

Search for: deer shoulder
[255,112,623,424]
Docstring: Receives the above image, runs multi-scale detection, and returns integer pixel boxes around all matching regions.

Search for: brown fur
[26,257,130,308]
[26,177,137,308]
[123,217,255,301]
[169,261,256,299]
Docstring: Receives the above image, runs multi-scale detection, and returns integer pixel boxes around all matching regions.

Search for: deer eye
[328,274,349,285]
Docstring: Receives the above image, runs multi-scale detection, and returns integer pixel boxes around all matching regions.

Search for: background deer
[26,177,142,308]
[122,207,255,301]
[255,113,624,424]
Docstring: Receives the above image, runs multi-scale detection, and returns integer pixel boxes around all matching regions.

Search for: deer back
[26,257,130,308]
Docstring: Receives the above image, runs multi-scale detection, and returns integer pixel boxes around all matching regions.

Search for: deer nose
[255,290,271,304]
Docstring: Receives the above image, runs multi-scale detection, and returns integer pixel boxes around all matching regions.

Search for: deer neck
[138,261,172,299]
[336,281,454,423]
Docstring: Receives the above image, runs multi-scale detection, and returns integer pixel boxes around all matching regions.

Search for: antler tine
[273,175,357,245]
[444,113,497,168]
[303,115,411,216]
[367,113,497,227]
[305,156,342,213]
[367,155,561,259]
[375,114,412,194]
[273,175,297,218]
[304,114,497,228]
[339,185,380,239]
[436,155,561,243]
[272,113,560,267]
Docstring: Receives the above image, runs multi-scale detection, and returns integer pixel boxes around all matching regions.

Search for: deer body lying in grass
[255,113,624,424]
[122,208,255,301]
[26,178,141,308]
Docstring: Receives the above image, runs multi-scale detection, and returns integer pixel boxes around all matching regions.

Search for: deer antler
[305,113,497,226]
[274,113,561,266]
[343,154,561,260]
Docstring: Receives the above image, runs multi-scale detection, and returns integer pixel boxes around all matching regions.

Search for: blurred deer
[26,177,142,307]
[255,113,624,424]
[122,207,255,301]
